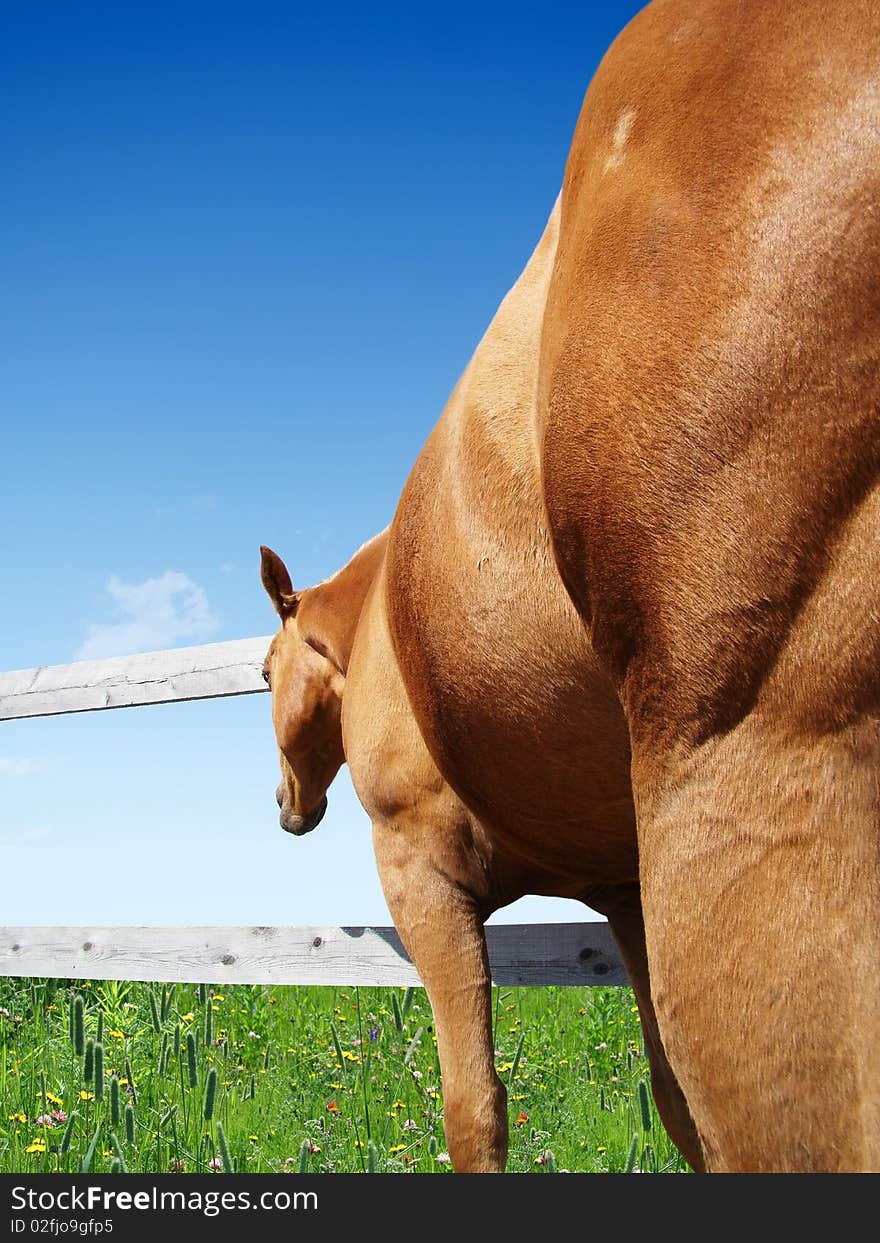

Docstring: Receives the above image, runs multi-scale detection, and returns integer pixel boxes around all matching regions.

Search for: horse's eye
[261,668,271,686]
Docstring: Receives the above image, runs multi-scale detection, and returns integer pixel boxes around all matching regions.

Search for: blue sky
[1,1,644,927]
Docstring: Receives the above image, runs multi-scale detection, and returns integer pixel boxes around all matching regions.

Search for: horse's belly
[387,437,636,885]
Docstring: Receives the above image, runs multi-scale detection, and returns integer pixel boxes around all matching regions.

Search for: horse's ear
[260,546,301,617]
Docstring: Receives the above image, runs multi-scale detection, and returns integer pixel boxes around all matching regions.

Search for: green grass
[0,977,690,1174]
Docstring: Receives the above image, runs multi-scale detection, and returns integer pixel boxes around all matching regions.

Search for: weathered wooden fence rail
[0,639,623,987]
[0,924,625,987]
[0,637,273,720]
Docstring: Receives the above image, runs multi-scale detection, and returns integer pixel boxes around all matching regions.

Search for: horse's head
[260,545,346,836]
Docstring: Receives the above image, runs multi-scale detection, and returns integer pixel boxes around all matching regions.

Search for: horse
[263,0,878,1171]
[382,0,880,1171]
[260,534,703,1172]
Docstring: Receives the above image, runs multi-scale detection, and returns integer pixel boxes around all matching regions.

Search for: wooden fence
[0,639,624,988]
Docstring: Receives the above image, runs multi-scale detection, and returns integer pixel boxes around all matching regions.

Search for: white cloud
[75,571,220,660]
[0,757,38,777]
[19,827,51,847]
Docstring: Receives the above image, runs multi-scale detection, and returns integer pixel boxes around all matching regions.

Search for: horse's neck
[298,529,389,673]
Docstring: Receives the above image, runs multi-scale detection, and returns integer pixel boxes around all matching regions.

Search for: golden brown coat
[265,0,880,1172]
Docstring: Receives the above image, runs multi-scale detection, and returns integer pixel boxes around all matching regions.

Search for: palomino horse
[384,0,880,1172]
[261,534,703,1172]
[265,0,879,1171]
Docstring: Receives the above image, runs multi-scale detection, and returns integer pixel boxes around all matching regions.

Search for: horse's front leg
[372,816,507,1173]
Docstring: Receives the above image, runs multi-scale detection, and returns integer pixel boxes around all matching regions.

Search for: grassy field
[0,976,690,1174]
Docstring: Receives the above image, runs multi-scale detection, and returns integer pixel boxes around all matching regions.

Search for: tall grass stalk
[124,1058,137,1105]
[508,1031,525,1088]
[110,1133,126,1172]
[186,1032,198,1088]
[330,1023,347,1079]
[83,1039,94,1085]
[72,995,84,1057]
[60,1112,76,1156]
[80,1124,101,1174]
[204,1068,217,1122]
[93,1044,104,1102]
[148,990,161,1034]
[216,1121,233,1173]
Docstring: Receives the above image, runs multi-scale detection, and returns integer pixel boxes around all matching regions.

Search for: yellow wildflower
[78,1091,95,1101]
[26,1140,46,1154]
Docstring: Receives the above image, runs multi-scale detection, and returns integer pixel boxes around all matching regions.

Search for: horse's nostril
[279,794,328,837]
[275,784,284,809]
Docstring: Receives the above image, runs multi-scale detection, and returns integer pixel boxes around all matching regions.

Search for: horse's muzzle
[279,794,328,836]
